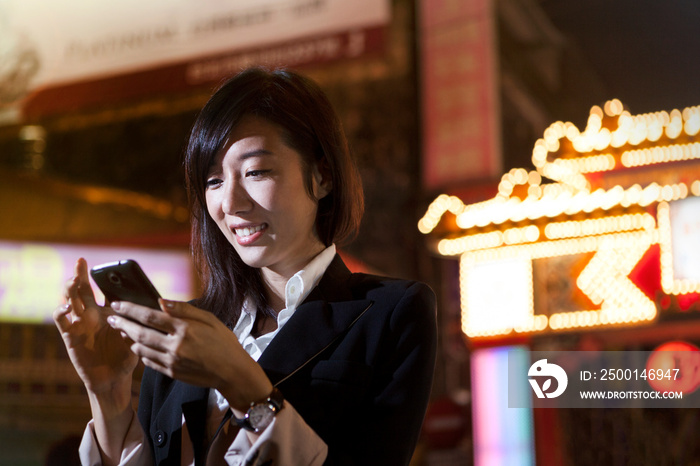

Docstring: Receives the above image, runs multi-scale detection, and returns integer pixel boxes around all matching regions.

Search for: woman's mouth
[235,224,267,237]
[233,223,267,245]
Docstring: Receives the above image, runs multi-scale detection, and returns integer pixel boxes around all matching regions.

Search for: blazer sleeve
[326,281,438,465]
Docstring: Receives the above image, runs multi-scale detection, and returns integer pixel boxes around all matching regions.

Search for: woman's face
[205,116,328,279]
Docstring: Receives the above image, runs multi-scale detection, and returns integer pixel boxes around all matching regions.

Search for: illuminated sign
[0,241,194,323]
[472,346,534,465]
[0,0,389,121]
[646,341,700,395]
[669,197,700,283]
[420,100,700,338]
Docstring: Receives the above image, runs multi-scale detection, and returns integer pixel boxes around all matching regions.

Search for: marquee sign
[420,100,700,338]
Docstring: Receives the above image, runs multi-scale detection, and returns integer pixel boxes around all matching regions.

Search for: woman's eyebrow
[239,149,273,161]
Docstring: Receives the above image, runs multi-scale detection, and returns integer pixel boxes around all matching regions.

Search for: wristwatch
[234,387,285,433]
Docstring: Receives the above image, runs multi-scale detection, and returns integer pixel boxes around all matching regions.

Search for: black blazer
[138,255,438,465]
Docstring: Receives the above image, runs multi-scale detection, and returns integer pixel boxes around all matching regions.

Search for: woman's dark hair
[184,67,364,325]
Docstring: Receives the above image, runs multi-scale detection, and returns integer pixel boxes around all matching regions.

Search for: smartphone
[90,259,161,309]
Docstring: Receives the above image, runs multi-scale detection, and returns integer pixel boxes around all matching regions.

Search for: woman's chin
[236,252,270,270]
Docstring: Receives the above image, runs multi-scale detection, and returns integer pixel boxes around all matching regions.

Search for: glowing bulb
[590,105,604,119]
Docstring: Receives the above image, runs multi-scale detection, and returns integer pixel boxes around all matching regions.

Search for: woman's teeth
[236,224,265,237]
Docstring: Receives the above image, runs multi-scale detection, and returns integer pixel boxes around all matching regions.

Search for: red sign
[419,0,501,189]
[646,341,700,394]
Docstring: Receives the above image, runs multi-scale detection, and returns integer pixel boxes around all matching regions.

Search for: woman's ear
[312,164,332,200]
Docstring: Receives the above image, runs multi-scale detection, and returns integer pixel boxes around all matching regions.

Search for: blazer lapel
[258,255,374,386]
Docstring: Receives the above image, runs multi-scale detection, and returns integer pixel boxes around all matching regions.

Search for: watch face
[248,404,275,431]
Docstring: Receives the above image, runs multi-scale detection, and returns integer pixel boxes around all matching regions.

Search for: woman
[55,67,437,465]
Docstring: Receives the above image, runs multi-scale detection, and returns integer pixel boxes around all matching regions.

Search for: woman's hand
[107,300,273,411]
[53,258,139,396]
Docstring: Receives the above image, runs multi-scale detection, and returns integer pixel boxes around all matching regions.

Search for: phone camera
[108,272,122,286]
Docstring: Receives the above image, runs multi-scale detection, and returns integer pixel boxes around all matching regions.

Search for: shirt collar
[233,244,336,359]
[284,243,336,311]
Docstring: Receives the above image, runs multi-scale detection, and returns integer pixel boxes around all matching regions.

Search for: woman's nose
[221,180,251,214]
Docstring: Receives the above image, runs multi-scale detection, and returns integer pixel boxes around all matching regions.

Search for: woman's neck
[263,279,286,313]
[261,242,326,313]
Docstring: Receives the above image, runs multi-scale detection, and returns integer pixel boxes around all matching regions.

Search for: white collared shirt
[206,244,336,455]
[233,243,336,361]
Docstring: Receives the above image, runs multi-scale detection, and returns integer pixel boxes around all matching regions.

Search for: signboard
[670,196,700,282]
[419,0,501,189]
[0,241,194,323]
[0,0,390,120]
[420,100,700,338]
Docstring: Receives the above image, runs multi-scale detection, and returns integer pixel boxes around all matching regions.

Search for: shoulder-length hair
[184,67,364,325]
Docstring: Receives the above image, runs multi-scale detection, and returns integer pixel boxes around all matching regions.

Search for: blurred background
[2,0,700,464]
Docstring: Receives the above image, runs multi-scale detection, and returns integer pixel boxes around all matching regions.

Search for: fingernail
[107,316,117,327]
[161,300,175,310]
[111,301,121,311]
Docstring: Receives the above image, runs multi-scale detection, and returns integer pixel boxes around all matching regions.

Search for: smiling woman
[185,68,365,329]
[54,67,437,465]
[204,116,330,305]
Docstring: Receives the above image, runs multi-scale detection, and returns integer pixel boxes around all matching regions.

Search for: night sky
[540,0,700,114]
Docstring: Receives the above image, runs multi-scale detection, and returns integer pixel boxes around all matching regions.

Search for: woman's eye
[205,178,222,189]
[246,169,271,178]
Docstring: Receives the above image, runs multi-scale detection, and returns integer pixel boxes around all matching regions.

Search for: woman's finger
[66,275,85,318]
[75,258,100,309]
[107,314,172,353]
[111,301,178,334]
[66,258,95,317]
[140,357,172,379]
[159,299,215,325]
[53,303,72,332]
[129,343,175,373]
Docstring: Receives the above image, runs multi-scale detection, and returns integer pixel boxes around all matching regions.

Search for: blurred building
[417,1,700,465]
[3,0,698,465]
